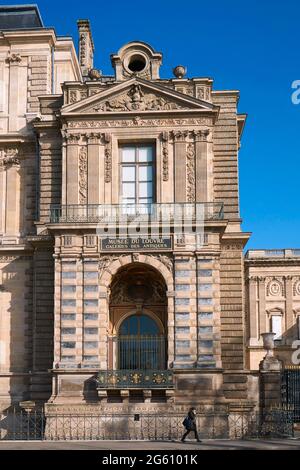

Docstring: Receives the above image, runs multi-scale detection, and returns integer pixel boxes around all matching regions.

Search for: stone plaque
[101,237,172,251]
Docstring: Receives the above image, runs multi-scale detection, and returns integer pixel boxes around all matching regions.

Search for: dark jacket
[184,410,197,430]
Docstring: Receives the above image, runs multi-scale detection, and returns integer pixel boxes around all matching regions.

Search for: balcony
[49,203,224,225]
[96,369,174,389]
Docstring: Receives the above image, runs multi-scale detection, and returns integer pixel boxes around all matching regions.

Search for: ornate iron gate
[282,366,300,422]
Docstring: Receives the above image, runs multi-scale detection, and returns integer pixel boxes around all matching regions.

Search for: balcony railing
[96,370,174,389]
[245,249,300,259]
[49,203,224,224]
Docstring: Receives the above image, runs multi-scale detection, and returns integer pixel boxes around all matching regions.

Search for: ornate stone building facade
[0,6,299,425]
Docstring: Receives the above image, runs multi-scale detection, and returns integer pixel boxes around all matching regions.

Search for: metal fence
[0,408,294,441]
[282,366,300,422]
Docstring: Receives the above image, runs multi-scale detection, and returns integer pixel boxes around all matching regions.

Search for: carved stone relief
[266,278,284,297]
[68,117,213,128]
[104,133,112,183]
[0,148,20,170]
[78,146,88,204]
[161,131,169,181]
[91,84,186,112]
[186,142,195,202]
[293,279,300,296]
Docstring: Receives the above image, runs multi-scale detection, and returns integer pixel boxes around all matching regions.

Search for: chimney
[77,19,94,77]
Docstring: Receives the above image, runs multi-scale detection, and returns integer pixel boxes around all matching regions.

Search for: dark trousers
[181,428,200,441]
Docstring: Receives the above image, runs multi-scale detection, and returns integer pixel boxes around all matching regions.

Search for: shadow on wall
[1,258,33,403]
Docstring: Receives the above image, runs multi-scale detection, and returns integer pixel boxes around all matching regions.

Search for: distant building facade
[0,5,299,427]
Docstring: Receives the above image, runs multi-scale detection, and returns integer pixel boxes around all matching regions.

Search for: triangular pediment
[62,78,218,115]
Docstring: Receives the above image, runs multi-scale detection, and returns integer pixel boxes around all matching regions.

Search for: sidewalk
[0,439,299,450]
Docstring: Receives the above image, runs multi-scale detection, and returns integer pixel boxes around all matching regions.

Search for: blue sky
[2,0,300,249]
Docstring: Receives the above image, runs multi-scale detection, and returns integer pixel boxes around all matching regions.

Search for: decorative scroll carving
[104,133,112,183]
[161,131,169,181]
[186,142,195,202]
[78,146,88,203]
[68,117,213,128]
[80,90,88,100]
[6,53,22,64]
[92,84,185,112]
[0,148,20,169]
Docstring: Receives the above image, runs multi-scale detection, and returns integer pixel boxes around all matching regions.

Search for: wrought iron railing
[96,369,174,389]
[49,203,224,224]
[0,407,294,440]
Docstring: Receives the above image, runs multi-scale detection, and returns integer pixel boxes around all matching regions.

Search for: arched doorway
[109,263,167,371]
[118,312,166,369]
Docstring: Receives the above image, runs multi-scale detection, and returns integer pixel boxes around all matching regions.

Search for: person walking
[181,407,201,442]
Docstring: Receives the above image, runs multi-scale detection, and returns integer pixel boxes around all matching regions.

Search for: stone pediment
[62,78,218,115]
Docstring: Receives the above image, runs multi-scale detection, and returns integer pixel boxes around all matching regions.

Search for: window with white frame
[270,315,282,340]
[120,145,154,207]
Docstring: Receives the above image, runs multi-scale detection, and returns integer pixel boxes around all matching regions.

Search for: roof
[0,4,44,30]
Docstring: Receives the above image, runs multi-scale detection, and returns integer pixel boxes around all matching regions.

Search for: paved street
[0,439,299,450]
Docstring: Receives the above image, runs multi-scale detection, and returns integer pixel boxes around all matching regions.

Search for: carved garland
[186,142,195,202]
[104,133,112,183]
[78,146,88,203]
[161,131,169,181]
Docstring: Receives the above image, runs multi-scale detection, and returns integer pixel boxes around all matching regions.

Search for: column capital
[192,129,210,142]
[170,130,188,142]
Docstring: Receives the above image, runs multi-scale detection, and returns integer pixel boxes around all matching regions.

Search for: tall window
[118,313,166,370]
[271,315,282,340]
[120,145,154,207]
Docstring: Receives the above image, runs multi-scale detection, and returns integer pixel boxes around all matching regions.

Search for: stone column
[167,290,175,368]
[173,253,196,368]
[194,130,209,203]
[171,131,188,202]
[7,54,22,132]
[258,277,266,338]
[196,254,221,368]
[53,254,61,367]
[248,277,259,345]
[285,276,294,333]
[66,134,80,205]
[0,150,21,241]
